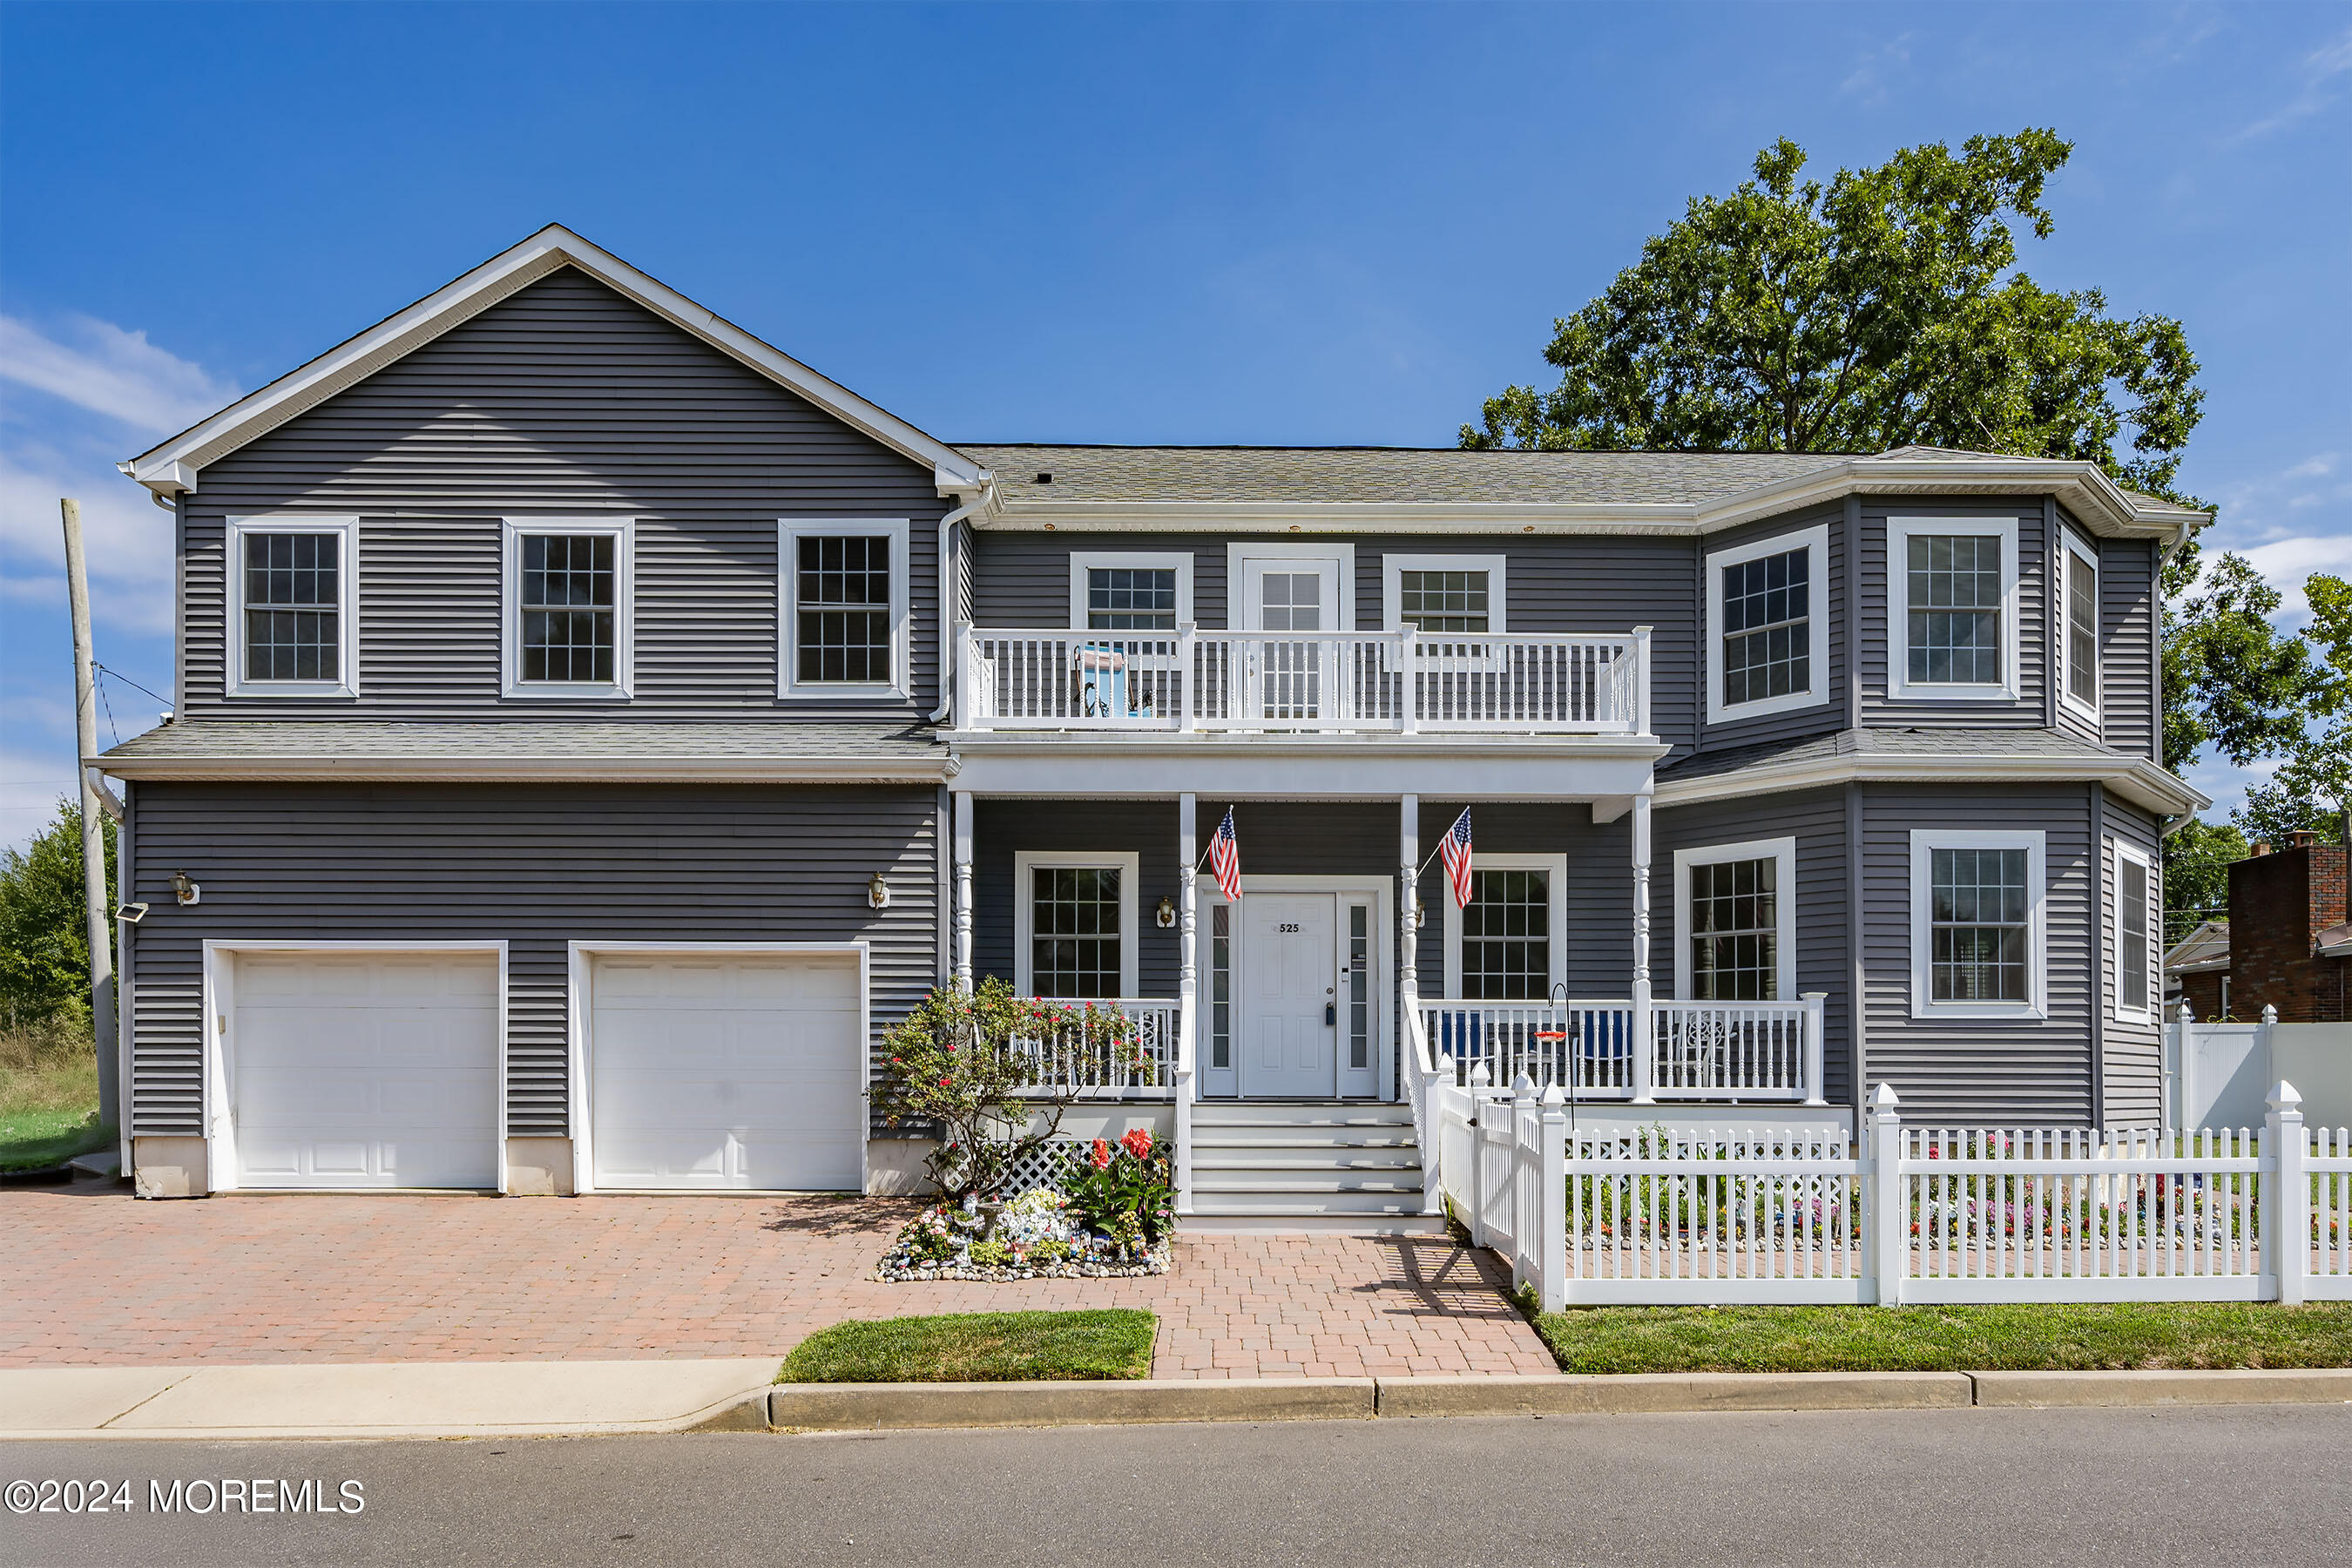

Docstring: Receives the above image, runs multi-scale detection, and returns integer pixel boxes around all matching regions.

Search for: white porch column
[1629,791,1655,1105]
[952,791,974,990]
[1399,794,1420,1004]
[1175,794,1198,1215]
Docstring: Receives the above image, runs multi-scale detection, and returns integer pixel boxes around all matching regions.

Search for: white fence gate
[1436,1071,2352,1312]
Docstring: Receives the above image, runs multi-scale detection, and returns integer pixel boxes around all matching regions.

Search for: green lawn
[0,1107,114,1173]
[1532,1301,2352,1375]
[776,1309,1159,1384]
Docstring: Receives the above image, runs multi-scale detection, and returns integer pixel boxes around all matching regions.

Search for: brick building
[2166,833,2351,1022]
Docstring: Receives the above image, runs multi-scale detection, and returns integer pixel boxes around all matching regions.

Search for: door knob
[1325,1003,1337,1027]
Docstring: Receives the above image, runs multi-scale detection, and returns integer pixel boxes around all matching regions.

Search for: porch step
[1183,1099,1429,1222]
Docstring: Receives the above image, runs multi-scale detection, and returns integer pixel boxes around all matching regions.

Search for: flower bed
[875,1131,1174,1282]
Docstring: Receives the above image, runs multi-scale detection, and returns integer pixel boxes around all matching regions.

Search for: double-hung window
[503,517,633,698]
[1889,517,2019,701]
[1445,855,1565,1001]
[1674,837,1797,1001]
[2061,534,2100,720]
[1909,829,2045,1018]
[226,516,359,698]
[2113,841,2155,1021]
[781,519,910,698]
[1014,851,1139,1000]
[1705,524,1828,722]
[1385,554,1506,636]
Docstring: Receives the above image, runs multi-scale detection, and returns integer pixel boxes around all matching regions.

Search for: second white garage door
[588,951,863,1192]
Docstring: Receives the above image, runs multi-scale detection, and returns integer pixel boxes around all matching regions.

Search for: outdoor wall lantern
[171,870,201,907]
[1155,896,1177,929]
[867,871,890,910]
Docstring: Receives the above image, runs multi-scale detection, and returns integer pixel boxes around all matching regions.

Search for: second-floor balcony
[956,625,1652,736]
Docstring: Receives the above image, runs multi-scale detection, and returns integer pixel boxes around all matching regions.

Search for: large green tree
[1462,130,2201,494]
[0,798,115,1032]
[2237,571,2352,847]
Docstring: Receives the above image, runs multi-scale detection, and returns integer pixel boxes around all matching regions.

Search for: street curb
[1970,1368,2352,1408]
[1376,1371,1973,1416]
[767,1377,1376,1430]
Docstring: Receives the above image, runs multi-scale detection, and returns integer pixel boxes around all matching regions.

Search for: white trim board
[1672,836,1798,1002]
[2112,838,2157,1024]
[1198,874,1396,1102]
[1067,551,1195,629]
[2058,529,2102,726]
[1227,541,1358,631]
[125,225,983,497]
[1012,850,1143,999]
[1705,524,1829,725]
[778,517,914,701]
[565,939,873,1198]
[1887,515,2022,704]
[223,515,362,700]
[198,939,510,1196]
[1439,853,1569,1000]
[1382,553,1508,632]
[500,517,636,700]
[1907,828,2048,1021]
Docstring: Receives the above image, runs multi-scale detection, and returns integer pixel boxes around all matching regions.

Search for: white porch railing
[1419,995,1823,1105]
[1434,1077,2349,1312]
[1010,997,1177,1098]
[957,625,1649,735]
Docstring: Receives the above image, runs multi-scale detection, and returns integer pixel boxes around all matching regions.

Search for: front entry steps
[1186,1101,1445,1233]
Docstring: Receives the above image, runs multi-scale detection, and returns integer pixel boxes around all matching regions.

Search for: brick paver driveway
[3,1181,1554,1379]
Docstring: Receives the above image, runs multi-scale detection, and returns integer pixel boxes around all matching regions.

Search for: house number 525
[1277,923,1301,932]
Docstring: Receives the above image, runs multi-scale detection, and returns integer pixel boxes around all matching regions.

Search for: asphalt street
[5,1405,2349,1567]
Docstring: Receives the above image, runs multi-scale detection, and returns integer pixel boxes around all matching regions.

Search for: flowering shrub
[1063,1127,1174,1250]
[876,1178,1170,1281]
[874,979,1141,1201]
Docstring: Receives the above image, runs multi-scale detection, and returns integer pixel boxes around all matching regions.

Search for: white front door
[1237,553,1345,724]
[589,952,862,1192]
[1240,893,1337,1098]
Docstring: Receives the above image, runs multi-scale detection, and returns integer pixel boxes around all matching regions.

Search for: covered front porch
[946,791,1838,1218]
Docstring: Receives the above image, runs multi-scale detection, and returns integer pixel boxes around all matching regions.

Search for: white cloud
[0,314,238,436]
[0,448,176,635]
[2226,24,2352,143]
[1839,35,1916,105]
[0,740,85,859]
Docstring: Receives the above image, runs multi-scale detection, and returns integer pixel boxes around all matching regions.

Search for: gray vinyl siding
[179,267,945,721]
[124,782,939,1138]
[970,534,1229,629]
[1405,801,1633,998]
[2098,528,2160,762]
[972,799,1184,996]
[1691,504,1848,754]
[1859,784,2096,1125]
[2104,798,2166,1126]
[1857,501,2050,728]
[1653,788,1854,1108]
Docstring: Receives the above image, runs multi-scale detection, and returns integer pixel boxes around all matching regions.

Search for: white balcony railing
[1421,996,1823,1105]
[958,625,1649,735]
[1010,997,1178,1098]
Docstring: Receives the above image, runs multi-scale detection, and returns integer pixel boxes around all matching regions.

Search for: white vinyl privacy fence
[1433,1068,2352,1312]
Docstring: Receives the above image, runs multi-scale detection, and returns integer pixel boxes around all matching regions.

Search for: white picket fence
[1435,1070,2352,1312]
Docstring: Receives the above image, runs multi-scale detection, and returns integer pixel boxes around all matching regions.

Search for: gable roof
[953,443,2207,539]
[2164,919,2231,975]
[121,224,984,498]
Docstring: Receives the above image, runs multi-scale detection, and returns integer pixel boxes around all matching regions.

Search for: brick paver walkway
[3,1184,1555,1379]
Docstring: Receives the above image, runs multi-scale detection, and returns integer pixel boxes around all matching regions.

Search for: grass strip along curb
[776,1309,1158,1385]
[1529,1301,2352,1375]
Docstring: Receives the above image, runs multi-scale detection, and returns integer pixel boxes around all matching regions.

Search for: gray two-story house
[101,226,2207,1223]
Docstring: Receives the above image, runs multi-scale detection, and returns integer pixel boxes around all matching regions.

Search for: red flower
[1120,1127,1153,1160]
[1090,1139,1113,1169]
[939,1077,952,1088]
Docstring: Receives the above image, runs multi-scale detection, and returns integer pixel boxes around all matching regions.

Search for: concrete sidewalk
[0,1359,778,1441]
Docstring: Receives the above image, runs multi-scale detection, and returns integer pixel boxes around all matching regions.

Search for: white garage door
[589,952,862,1192]
[230,951,500,1190]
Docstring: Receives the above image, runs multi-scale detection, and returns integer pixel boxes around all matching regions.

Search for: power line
[92,663,172,707]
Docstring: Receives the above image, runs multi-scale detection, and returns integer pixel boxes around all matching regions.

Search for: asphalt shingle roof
[1657,726,2142,785]
[99,720,942,767]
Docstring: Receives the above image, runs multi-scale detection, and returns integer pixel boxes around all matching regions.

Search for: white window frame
[1227,541,1358,631]
[225,514,361,699]
[1068,551,1194,630]
[1909,828,2047,1020]
[1672,836,1799,1002]
[1383,553,1509,634]
[501,517,635,700]
[2112,838,2157,1024]
[2058,530,2101,724]
[1888,515,2022,703]
[1705,524,1829,724]
[1013,850,1141,999]
[779,517,912,700]
[1442,853,1567,1001]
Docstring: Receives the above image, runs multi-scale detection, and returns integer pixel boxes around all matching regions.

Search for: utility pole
[62,498,119,1132]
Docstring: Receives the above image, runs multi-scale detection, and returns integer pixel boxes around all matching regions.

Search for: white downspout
[926,472,994,726]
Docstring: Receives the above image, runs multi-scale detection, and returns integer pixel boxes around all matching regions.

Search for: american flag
[1438,808,1474,909]
[1208,808,1243,902]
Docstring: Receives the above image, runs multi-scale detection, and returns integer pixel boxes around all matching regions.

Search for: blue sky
[3,1,2348,849]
